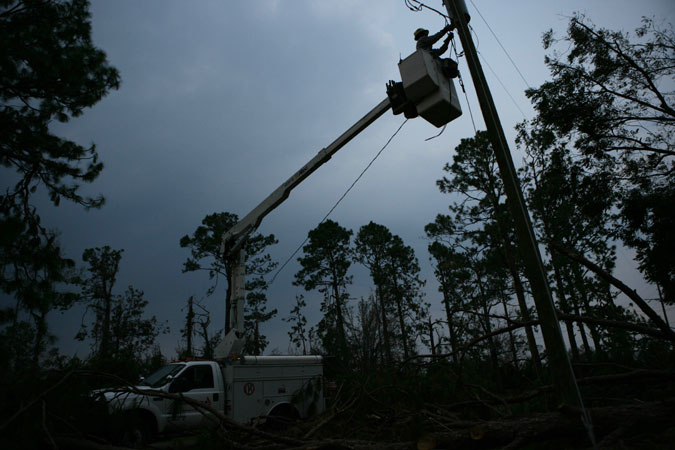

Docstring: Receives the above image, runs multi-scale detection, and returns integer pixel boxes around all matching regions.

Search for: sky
[12,0,674,358]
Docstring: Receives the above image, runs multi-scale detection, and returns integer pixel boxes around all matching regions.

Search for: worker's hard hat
[414,28,429,40]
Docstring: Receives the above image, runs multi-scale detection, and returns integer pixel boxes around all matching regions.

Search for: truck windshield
[139,364,185,388]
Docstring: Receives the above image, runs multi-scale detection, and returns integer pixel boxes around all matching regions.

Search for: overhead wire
[452,38,478,135]
[468,0,531,89]
[404,0,450,23]
[270,119,409,284]
[476,49,528,120]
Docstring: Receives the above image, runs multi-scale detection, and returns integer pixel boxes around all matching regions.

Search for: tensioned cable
[270,119,409,284]
[469,0,531,89]
[452,40,478,134]
[404,0,450,22]
[477,49,528,120]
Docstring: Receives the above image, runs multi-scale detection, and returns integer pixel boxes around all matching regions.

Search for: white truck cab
[104,356,324,438]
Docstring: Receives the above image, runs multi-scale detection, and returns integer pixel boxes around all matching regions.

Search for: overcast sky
[17,0,675,358]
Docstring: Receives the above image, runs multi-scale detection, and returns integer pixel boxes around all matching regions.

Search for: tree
[294,220,352,360]
[78,246,122,359]
[427,241,472,365]
[354,222,425,362]
[77,246,166,365]
[1,0,120,214]
[526,14,674,303]
[284,295,309,355]
[179,211,277,334]
[430,132,542,372]
[110,286,166,360]
[180,296,196,358]
[384,234,425,360]
[0,0,119,368]
[243,287,277,355]
[621,180,675,305]
[518,126,617,356]
[354,222,395,364]
[0,229,78,366]
[350,295,381,371]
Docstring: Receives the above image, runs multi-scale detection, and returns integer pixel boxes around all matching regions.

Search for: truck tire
[119,411,155,448]
[265,403,300,430]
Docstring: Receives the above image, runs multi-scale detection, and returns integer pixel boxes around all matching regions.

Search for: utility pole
[441,0,593,436]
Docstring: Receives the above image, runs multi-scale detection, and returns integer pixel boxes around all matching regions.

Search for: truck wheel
[265,404,299,430]
[120,414,154,448]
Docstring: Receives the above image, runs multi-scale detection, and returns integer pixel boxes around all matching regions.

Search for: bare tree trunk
[474,268,502,386]
[377,284,393,365]
[186,296,194,357]
[657,283,670,327]
[428,317,437,358]
[510,271,543,373]
[392,275,410,360]
[550,256,578,360]
[331,277,348,359]
[501,295,519,367]
[573,265,603,352]
[566,279,592,355]
[100,277,113,359]
[442,292,460,365]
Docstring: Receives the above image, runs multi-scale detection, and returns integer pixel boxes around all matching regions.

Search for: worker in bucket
[414,25,459,78]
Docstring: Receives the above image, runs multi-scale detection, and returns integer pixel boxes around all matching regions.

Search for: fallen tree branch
[404,313,674,366]
[53,437,135,450]
[303,391,358,439]
[442,369,675,409]
[429,399,675,449]
[547,239,675,341]
[557,312,673,340]
[0,370,74,431]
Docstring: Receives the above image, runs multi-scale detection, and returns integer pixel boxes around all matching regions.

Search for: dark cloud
[6,0,670,356]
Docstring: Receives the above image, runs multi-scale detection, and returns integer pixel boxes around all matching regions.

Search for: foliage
[620,179,675,303]
[77,246,167,376]
[243,289,277,355]
[0,0,120,213]
[284,295,309,355]
[529,15,673,173]
[0,0,119,372]
[353,222,426,362]
[526,14,674,303]
[294,220,353,360]
[179,211,277,335]
[427,131,542,371]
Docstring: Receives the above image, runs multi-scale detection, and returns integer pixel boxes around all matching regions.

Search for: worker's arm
[427,25,452,45]
[432,34,452,57]
[416,25,452,51]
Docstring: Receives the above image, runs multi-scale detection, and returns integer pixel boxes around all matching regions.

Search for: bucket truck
[100,49,461,444]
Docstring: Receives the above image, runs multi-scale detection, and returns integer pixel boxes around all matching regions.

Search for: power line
[270,119,409,284]
[452,40,477,134]
[404,0,450,23]
[468,0,531,89]
[477,49,528,120]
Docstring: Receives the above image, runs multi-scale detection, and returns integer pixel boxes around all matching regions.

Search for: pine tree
[294,220,352,360]
[1,0,119,369]
[429,132,542,372]
[179,211,277,333]
[284,295,309,355]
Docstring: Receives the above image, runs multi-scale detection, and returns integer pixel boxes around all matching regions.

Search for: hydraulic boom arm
[219,98,392,258]
[214,48,461,360]
[214,98,391,359]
